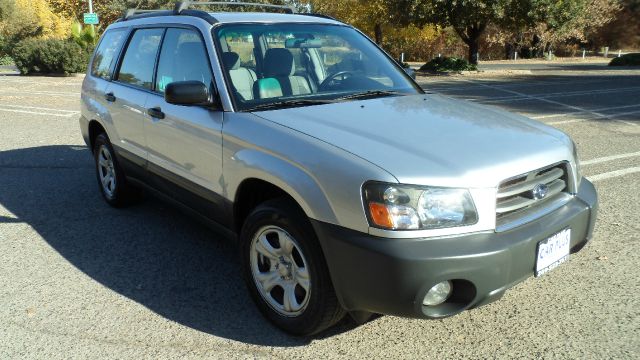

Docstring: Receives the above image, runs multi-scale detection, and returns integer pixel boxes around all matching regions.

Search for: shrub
[420,56,478,73]
[11,38,90,75]
[609,53,640,66]
[0,55,14,66]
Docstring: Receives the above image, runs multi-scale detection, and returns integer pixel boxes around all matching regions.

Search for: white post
[582,49,586,59]
[401,52,405,63]
[88,0,94,32]
[604,47,609,57]
[514,52,518,61]
[618,50,622,57]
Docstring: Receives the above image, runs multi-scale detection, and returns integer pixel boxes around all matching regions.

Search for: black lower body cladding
[312,180,598,319]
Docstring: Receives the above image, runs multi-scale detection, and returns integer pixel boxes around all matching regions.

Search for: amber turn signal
[368,202,393,229]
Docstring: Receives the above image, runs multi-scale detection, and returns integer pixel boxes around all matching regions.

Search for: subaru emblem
[532,184,549,200]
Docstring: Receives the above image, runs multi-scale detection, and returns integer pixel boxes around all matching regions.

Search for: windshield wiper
[335,90,405,101]
[246,99,336,112]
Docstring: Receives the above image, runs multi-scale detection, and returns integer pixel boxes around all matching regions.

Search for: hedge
[420,56,477,73]
[11,39,90,75]
[609,53,640,66]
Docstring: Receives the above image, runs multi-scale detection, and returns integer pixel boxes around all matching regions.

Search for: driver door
[143,27,226,223]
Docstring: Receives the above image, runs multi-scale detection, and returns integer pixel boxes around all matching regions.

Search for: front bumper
[312,179,598,318]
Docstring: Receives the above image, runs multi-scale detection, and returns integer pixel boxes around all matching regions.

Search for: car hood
[252,94,572,188]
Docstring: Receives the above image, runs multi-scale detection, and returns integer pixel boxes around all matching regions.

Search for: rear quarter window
[91,28,128,80]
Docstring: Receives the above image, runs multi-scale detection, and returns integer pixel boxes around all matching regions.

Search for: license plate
[535,228,571,277]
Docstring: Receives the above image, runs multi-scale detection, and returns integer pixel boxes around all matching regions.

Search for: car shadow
[0,145,357,346]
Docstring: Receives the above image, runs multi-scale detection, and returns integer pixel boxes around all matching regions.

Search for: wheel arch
[228,149,339,234]
[88,119,108,151]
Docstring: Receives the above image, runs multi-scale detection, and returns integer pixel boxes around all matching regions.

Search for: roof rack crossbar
[175,1,296,14]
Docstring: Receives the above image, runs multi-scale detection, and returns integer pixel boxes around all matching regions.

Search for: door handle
[147,107,165,119]
[105,92,116,102]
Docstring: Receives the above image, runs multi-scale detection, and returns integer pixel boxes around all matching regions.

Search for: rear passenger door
[143,27,226,222]
[109,28,164,164]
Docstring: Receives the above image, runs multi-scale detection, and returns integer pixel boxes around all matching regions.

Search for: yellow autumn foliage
[1,0,71,42]
[310,0,440,60]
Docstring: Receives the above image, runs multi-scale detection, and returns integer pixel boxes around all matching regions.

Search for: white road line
[463,79,592,114]
[547,119,585,125]
[582,151,640,165]
[547,109,640,125]
[587,167,640,182]
[427,78,609,92]
[617,120,638,127]
[483,86,640,103]
[0,79,82,86]
[0,90,78,97]
[531,104,640,119]
[0,104,78,113]
[0,107,78,117]
[463,79,637,127]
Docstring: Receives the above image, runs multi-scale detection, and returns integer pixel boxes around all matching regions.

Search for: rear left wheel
[93,133,140,207]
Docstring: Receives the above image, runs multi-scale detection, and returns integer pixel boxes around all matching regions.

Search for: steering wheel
[319,71,355,90]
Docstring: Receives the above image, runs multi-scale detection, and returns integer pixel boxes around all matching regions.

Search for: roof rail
[300,13,337,21]
[122,9,170,21]
[120,1,303,24]
[174,1,296,14]
[119,5,218,24]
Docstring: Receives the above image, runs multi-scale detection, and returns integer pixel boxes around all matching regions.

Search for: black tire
[93,133,140,207]
[240,198,345,336]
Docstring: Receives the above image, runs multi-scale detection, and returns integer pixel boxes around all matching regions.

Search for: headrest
[264,48,295,77]
[222,52,241,70]
[177,42,206,60]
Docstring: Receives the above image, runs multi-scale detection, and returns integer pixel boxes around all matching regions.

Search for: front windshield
[214,23,421,111]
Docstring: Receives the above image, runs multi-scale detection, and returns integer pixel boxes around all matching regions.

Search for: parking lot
[1,67,639,358]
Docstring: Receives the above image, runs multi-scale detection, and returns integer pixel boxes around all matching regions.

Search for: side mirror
[165,81,211,106]
[404,67,416,80]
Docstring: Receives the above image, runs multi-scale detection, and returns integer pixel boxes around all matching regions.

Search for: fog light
[423,281,452,306]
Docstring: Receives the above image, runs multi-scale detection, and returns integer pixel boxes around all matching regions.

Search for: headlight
[572,140,582,187]
[363,182,478,230]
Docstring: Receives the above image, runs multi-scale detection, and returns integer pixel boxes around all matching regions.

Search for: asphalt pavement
[1,66,639,359]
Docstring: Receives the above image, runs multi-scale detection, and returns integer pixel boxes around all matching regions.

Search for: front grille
[496,163,569,222]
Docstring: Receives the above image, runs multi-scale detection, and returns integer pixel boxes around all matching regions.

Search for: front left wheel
[240,198,345,336]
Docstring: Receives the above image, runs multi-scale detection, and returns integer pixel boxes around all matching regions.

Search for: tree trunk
[468,39,479,64]
[374,23,383,45]
[453,23,485,65]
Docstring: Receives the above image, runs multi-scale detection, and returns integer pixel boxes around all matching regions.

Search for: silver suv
[80,1,598,335]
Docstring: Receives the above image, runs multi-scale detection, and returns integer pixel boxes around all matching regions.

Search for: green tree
[389,0,621,63]
[389,0,513,64]
[532,0,620,54]
[311,0,391,44]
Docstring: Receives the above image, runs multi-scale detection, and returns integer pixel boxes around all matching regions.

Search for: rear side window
[155,28,213,93]
[116,28,164,89]
[91,29,127,79]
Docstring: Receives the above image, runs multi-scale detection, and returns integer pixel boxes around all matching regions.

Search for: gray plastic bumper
[312,179,598,318]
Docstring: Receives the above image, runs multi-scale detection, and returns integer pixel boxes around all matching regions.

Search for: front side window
[155,28,213,93]
[91,28,127,79]
[215,23,420,111]
[116,28,164,89]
